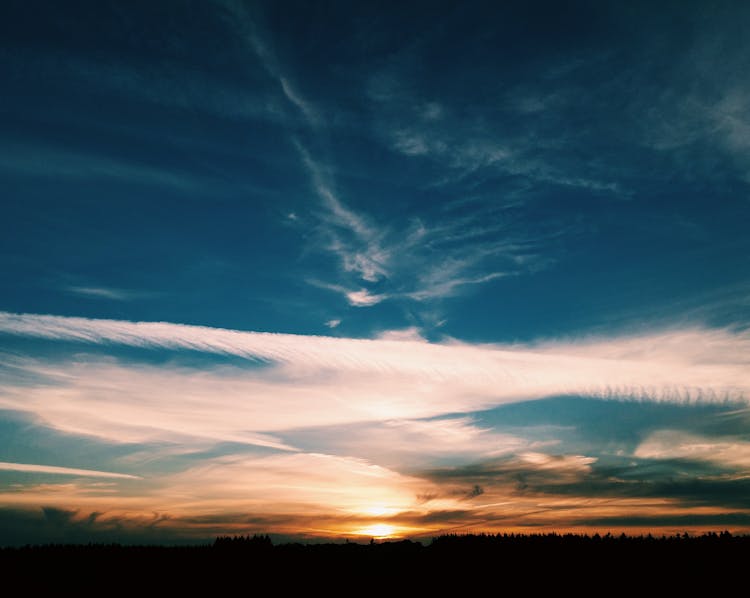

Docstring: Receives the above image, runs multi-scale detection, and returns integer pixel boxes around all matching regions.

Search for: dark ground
[2,532,747,591]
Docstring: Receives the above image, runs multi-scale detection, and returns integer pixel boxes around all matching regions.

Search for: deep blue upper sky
[2,0,748,342]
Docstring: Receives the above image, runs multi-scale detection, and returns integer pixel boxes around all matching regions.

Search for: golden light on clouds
[1,313,750,542]
[359,505,399,517]
[355,524,397,539]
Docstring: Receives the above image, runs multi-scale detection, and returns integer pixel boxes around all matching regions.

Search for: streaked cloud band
[0,461,140,480]
[0,311,747,447]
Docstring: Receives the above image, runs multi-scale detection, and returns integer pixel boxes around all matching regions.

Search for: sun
[356,523,396,539]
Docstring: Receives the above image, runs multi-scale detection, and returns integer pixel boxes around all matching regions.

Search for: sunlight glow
[355,523,396,539]
[360,505,398,517]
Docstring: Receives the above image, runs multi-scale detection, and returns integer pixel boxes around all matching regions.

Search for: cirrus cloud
[0,312,747,450]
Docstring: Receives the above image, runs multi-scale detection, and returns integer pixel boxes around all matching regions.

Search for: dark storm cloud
[572,513,750,529]
[0,507,196,547]
[423,450,750,513]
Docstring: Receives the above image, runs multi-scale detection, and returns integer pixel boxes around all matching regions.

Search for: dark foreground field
[2,533,748,591]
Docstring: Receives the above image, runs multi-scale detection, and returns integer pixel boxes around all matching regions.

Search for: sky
[0,0,749,545]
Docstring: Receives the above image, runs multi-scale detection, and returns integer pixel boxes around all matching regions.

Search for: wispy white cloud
[216,4,518,307]
[304,171,372,237]
[388,123,623,194]
[161,452,427,519]
[9,46,278,127]
[643,84,750,182]
[635,431,750,471]
[366,68,623,194]
[325,319,341,329]
[308,280,389,307]
[218,2,531,309]
[421,102,444,121]
[0,461,140,480]
[406,271,507,301]
[0,143,197,191]
[516,452,596,475]
[0,312,747,451]
[295,142,390,283]
[65,286,146,301]
[346,289,388,307]
[278,76,320,126]
[598,12,750,184]
[288,417,530,471]
[217,4,398,309]
[226,15,394,295]
[220,7,394,292]
[376,327,425,342]
[220,1,406,304]
[219,0,320,128]
[301,187,538,308]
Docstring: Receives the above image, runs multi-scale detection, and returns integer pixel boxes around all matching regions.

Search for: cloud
[295,142,390,283]
[0,461,140,479]
[284,416,528,470]
[159,452,427,519]
[365,63,623,194]
[217,3,402,303]
[635,431,750,471]
[0,312,748,451]
[0,143,198,191]
[405,271,507,302]
[515,453,750,515]
[5,444,750,540]
[568,512,750,529]
[1,312,748,539]
[376,327,425,342]
[65,286,144,301]
[218,3,537,309]
[346,289,387,307]
[278,76,320,126]
[218,0,321,128]
[1,447,683,539]
[0,452,439,538]
[6,40,278,128]
[593,5,750,185]
[325,319,341,329]
[424,452,597,490]
[219,1,391,300]
[218,2,399,300]
[422,102,444,121]
[386,121,622,194]
[398,451,742,533]
[305,200,540,308]
[0,361,303,446]
[0,507,197,546]
[516,452,596,474]
[308,280,388,307]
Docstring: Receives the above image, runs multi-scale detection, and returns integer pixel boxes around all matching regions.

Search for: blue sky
[0,0,749,544]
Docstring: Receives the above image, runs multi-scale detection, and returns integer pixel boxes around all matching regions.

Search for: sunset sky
[1,0,750,545]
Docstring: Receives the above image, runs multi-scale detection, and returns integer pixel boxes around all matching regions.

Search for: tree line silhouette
[3,531,748,591]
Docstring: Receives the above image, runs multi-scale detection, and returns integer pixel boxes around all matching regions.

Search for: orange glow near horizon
[354,523,398,539]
